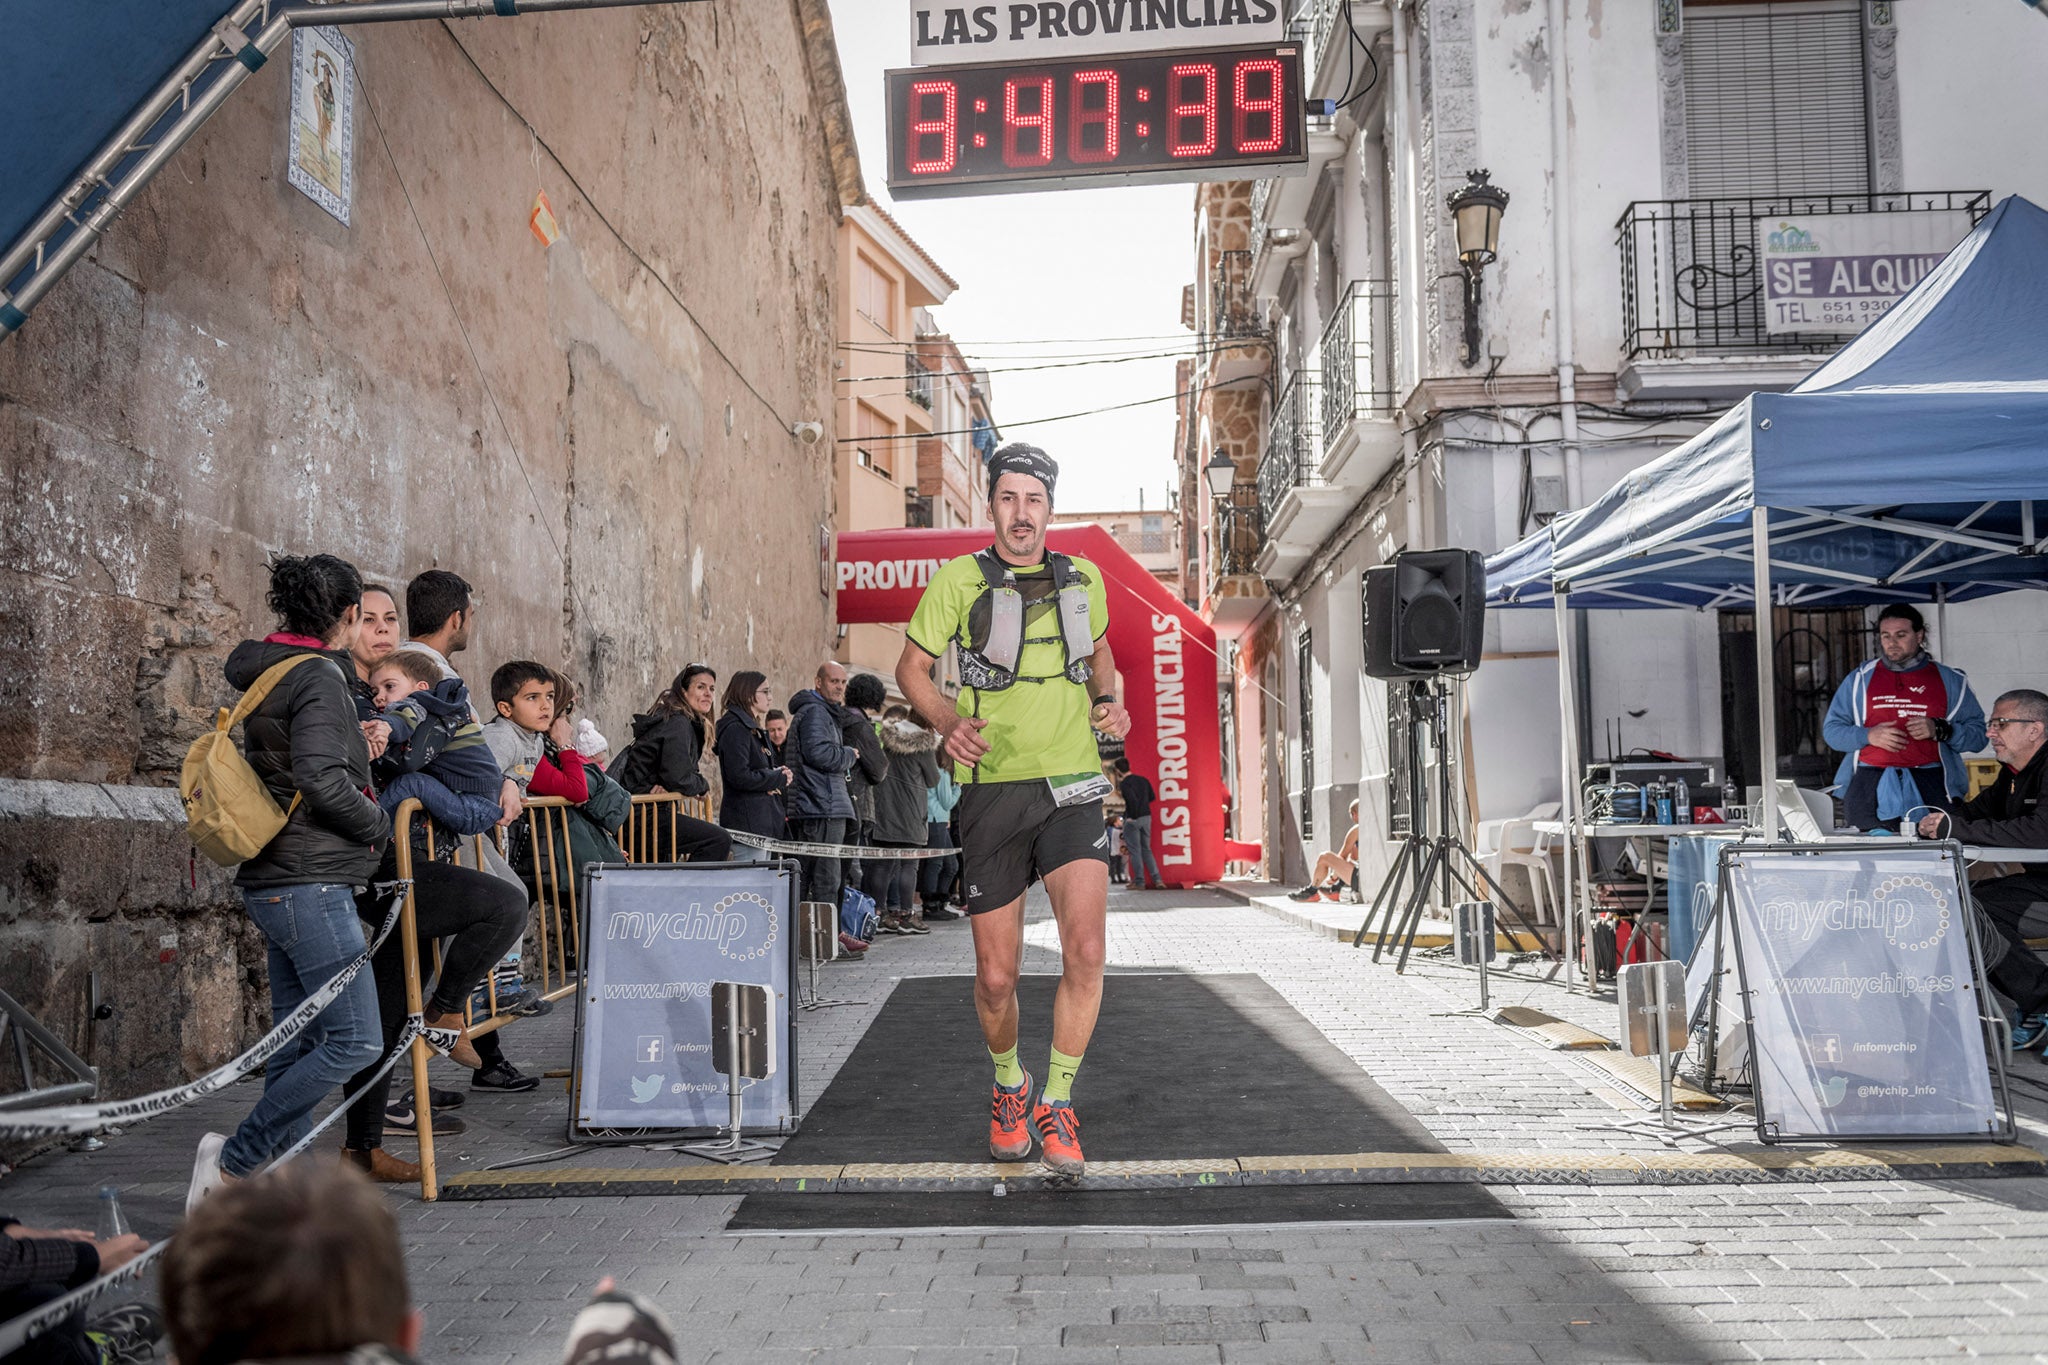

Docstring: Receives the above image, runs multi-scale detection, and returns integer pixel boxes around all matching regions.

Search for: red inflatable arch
[834,525,1260,888]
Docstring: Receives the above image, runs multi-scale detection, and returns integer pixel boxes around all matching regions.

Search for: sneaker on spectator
[496,987,552,1017]
[84,1302,165,1365]
[901,915,931,935]
[2014,1012,2048,1051]
[384,1103,467,1135]
[1287,885,1323,903]
[429,1085,466,1109]
[185,1131,228,1214]
[837,931,870,957]
[471,1061,541,1093]
[876,915,910,936]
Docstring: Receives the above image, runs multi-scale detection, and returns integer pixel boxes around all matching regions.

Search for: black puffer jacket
[223,638,389,890]
[610,710,711,798]
[784,689,858,820]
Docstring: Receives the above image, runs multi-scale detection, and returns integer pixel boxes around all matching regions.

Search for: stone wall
[0,3,850,1093]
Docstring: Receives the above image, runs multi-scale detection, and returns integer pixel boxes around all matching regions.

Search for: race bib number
[1048,772,1112,809]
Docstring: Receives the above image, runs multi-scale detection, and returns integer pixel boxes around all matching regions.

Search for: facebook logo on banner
[635,1035,665,1065]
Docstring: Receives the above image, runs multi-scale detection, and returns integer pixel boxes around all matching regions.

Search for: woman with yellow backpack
[182,554,390,1210]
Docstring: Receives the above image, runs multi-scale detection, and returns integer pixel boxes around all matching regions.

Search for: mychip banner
[1722,843,2010,1142]
[572,862,799,1137]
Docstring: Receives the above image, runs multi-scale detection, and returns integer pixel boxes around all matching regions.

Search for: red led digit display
[886,45,1305,199]
[1068,69,1119,164]
[1167,63,1218,158]
[907,80,957,174]
[1233,59,1284,156]
[1002,75,1055,168]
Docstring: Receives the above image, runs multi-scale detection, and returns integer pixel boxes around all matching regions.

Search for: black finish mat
[729,972,1509,1229]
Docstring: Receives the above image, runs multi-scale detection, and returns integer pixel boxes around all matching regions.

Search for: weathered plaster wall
[0,3,845,1092]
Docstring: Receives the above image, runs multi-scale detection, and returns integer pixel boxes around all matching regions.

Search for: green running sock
[990,1043,1025,1089]
[1043,1047,1083,1103]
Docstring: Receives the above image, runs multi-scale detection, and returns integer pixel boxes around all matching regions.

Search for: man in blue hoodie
[1823,604,1987,833]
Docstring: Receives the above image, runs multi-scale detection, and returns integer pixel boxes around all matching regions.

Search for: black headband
[988,443,1058,502]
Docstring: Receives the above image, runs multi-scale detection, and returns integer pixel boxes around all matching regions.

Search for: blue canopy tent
[1479,195,2048,966]
[0,0,671,339]
[1552,194,2048,837]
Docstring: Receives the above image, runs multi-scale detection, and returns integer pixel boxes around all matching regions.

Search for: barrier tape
[728,832,953,860]
[0,1012,427,1359]
[0,882,412,1141]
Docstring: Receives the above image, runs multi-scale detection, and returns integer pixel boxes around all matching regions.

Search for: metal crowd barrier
[393,789,697,1198]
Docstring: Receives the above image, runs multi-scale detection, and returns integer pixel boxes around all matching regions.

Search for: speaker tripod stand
[1351,678,1553,974]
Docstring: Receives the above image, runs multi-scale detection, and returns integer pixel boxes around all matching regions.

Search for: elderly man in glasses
[1920,689,2048,1050]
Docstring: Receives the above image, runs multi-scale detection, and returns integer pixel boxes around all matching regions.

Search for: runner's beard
[1005,520,1043,556]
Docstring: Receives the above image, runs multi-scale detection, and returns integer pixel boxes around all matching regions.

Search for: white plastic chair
[1488,818,1558,926]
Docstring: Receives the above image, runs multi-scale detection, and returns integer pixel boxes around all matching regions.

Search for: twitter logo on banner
[629,1073,665,1104]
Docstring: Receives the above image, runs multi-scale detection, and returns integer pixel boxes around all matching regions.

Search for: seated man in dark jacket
[1919,687,2048,1048]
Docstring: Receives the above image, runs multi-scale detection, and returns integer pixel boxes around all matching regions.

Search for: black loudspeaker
[1361,548,1486,679]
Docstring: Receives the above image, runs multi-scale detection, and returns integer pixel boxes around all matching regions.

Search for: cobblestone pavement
[10,883,2048,1363]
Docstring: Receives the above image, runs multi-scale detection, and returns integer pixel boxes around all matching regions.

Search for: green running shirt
[906,551,1109,785]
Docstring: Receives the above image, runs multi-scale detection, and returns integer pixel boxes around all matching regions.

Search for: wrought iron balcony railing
[906,352,934,409]
[1318,280,1395,451]
[1616,190,1990,360]
[1212,499,1264,583]
[1249,177,1276,270]
[1208,248,1264,345]
[1258,370,1323,528]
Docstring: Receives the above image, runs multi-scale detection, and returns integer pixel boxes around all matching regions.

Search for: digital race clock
[885,44,1307,199]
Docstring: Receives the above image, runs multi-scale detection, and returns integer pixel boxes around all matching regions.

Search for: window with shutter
[1683,0,1869,199]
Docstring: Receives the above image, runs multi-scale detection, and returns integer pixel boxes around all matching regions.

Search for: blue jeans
[223,883,383,1177]
[1125,815,1161,885]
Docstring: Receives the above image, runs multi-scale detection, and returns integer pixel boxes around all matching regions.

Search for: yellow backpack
[180,654,323,867]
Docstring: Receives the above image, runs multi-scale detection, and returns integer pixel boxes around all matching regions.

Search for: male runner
[896,444,1130,1178]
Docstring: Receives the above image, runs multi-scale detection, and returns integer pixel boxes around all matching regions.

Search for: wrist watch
[1092,694,1117,707]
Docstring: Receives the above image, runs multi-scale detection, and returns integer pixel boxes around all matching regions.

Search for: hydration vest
[955,549,1095,693]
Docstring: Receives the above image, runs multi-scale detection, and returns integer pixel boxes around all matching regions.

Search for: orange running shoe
[1032,1099,1084,1178]
[990,1071,1033,1161]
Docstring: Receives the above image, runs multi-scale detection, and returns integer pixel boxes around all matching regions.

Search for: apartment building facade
[1180,0,2048,888]
[835,203,997,693]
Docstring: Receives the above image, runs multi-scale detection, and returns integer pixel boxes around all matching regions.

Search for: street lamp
[1204,450,1237,500]
[1446,169,1509,369]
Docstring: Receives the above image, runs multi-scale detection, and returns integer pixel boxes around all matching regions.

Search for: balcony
[1206,249,1270,389]
[1207,498,1270,637]
[1255,369,1348,582]
[905,352,935,410]
[1317,280,1399,489]
[1293,0,1392,104]
[1615,190,1989,400]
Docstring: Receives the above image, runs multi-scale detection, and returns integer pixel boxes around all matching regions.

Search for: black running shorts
[956,779,1110,915]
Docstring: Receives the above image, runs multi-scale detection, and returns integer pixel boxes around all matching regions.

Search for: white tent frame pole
[1,0,678,337]
[1752,508,1780,839]
[1554,590,1579,994]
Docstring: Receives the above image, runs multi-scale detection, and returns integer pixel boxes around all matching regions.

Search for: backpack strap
[1046,552,1097,686]
[219,654,324,816]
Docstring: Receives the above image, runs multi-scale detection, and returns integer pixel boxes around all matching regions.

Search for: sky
[828,0,1193,515]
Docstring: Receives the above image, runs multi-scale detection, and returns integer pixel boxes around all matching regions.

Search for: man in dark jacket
[785,663,860,904]
[1920,687,2048,1048]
